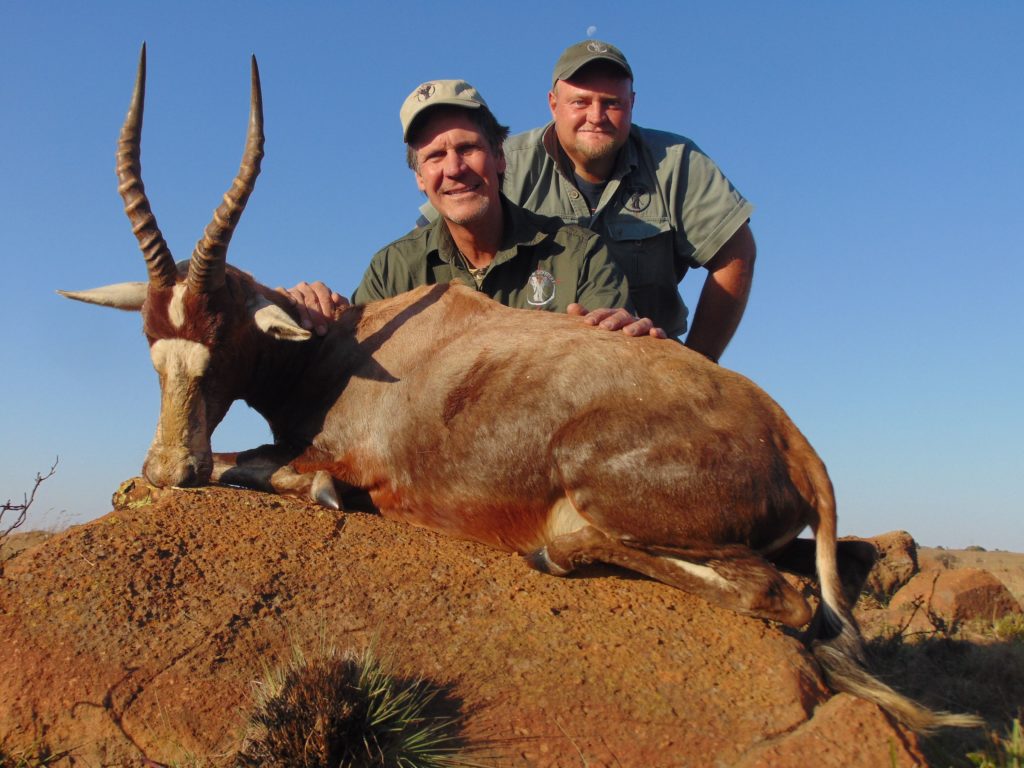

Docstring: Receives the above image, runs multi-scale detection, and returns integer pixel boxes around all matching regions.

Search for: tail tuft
[812,604,983,733]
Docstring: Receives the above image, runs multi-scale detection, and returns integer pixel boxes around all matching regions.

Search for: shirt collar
[427,195,549,268]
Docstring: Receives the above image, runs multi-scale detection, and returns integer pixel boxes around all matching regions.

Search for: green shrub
[235,645,485,768]
[992,615,1024,643]
[968,718,1023,768]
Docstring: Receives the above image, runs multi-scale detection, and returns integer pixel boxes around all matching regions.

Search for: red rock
[862,531,919,601]
[0,486,924,766]
[889,568,1022,631]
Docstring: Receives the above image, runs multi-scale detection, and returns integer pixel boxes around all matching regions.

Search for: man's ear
[548,87,558,117]
[497,149,507,176]
[415,171,427,193]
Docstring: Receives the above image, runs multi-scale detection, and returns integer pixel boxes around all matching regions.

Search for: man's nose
[586,102,606,124]
[443,150,467,176]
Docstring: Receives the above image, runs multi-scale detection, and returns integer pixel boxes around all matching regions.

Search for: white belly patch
[542,497,589,543]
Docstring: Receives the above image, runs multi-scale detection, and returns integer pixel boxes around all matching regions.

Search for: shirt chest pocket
[602,215,675,288]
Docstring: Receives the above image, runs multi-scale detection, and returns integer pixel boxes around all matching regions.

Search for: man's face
[412,109,505,227]
[549,69,634,172]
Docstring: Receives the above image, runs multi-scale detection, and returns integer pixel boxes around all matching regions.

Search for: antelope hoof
[311,471,341,510]
[524,546,572,576]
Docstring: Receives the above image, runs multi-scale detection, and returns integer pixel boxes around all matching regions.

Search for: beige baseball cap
[399,80,489,142]
[552,40,633,86]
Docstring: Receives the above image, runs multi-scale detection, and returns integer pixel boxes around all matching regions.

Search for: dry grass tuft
[863,602,1024,767]
[990,615,1024,643]
[0,740,70,767]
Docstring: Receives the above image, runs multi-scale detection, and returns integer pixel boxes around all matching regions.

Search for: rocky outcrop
[862,530,919,601]
[889,568,1023,632]
[1,485,926,766]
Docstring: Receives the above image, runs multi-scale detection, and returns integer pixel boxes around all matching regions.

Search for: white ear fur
[247,294,313,341]
[57,282,148,311]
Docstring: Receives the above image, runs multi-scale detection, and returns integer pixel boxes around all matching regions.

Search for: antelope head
[60,45,310,487]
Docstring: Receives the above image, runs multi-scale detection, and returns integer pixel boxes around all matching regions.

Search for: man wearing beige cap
[496,40,757,361]
[289,79,662,337]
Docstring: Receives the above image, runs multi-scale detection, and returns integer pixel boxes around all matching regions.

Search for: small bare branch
[1,457,59,539]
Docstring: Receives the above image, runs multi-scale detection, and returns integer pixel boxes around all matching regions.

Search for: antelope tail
[808,459,983,733]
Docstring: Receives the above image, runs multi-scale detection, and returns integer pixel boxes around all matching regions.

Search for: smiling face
[549,66,634,181]
[411,108,506,228]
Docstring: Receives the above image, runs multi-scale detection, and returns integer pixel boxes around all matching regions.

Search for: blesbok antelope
[61,46,979,733]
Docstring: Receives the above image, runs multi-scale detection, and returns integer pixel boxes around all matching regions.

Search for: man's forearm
[684,223,756,362]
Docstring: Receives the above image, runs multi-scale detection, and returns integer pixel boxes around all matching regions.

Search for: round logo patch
[622,185,651,212]
[527,269,557,307]
[416,83,436,101]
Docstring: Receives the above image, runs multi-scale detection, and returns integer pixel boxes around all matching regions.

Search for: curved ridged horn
[187,56,264,294]
[118,43,178,289]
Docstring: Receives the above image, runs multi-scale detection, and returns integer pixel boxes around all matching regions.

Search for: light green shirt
[410,123,749,339]
[355,196,631,315]
[419,125,751,337]
[500,124,754,338]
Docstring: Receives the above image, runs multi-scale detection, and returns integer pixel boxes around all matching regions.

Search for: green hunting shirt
[425,124,752,338]
[502,124,753,338]
[354,196,632,314]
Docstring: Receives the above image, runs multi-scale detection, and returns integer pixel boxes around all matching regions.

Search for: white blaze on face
[146,338,213,484]
[168,283,189,329]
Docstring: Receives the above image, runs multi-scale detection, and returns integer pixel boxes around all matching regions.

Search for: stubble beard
[442,192,491,227]
[573,131,618,164]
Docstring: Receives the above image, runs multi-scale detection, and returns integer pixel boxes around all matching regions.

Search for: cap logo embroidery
[623,185,651,212]
[587,41,609,53]
[527,269,557,307]
[416,83,436,101]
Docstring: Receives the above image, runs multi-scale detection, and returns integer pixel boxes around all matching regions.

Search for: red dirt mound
[0,484,925,766]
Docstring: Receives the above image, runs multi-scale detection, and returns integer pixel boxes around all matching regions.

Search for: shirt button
[569,189,580,199]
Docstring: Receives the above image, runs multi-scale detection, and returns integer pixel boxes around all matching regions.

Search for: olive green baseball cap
[552,40,633,86]
[400,79,489,142]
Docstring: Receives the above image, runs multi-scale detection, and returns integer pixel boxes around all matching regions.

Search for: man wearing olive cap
[287,79,663,337]
[497,40,757,360]
[288,43,750,350]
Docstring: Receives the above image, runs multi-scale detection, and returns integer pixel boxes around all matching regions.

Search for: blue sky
[2,2,1021,550]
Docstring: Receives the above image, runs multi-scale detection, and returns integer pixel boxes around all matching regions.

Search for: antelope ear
[247,294,312,342]
[57,282,148,311]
